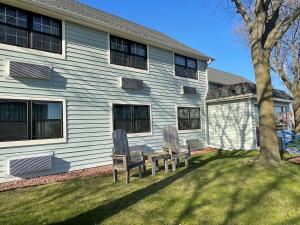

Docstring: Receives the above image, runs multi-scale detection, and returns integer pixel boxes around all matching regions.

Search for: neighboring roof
[206,82,293,101]
[24,0,212,61]
[206,68,292,101]
[208,67,253,85]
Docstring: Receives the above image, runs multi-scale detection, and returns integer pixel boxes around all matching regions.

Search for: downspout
[204,58,213,148]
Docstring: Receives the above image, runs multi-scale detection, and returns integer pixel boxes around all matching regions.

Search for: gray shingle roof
[206,68,293,101]
[208,67,253,85]
[28,0,212,60]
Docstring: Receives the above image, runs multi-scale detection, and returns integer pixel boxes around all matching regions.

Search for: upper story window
[110,35,147,70]
[0,4,62,54]
[175,54,198,79]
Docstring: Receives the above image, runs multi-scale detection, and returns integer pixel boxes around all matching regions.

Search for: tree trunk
[254,60,281,163]
[293,85,300,135]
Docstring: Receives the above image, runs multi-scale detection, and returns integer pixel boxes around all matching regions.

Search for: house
[0,0,213,182]
[206,68,293,150]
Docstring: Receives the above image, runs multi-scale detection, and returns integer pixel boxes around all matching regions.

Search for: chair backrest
[112,129,130,159]
[163,125,179,153]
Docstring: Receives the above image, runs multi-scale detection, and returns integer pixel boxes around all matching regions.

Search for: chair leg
[113,169,118,182]
[156,160,159,171]
[172,159,177,172]
[126,169,130,184]
[164,159,169,173]
[152,162,156,176]
[138,165,142,178]
[185,157,189,168]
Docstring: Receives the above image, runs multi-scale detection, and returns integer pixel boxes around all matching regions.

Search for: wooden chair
[162,125,191,171]
[112,129,144,184]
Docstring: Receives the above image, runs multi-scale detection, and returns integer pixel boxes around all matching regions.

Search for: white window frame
[107,34,150,74]
[176,105,202,133]
[0,95,67,148]
[110,101,153,137]
[0,20,66,60]
[173,53,200,81]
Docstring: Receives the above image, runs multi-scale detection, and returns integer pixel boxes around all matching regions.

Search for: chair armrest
[130,150,144,161]
[162,147,173,155]
[179,144,191,156]
[179,144,189,149]
[112,154,127,161]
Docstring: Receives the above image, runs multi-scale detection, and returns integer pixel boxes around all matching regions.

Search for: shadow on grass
[50,150,253,225]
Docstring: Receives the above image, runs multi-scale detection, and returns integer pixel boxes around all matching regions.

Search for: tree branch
[264,6,300,50]
[231,0,253,26]
[262,0,283,47]
[289,42,300,82]
[272,46,293,89]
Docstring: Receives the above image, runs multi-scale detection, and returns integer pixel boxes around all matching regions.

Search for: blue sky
[78,0,283,89]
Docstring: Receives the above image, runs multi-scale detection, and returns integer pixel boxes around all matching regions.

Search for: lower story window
[113,104,151,134]
[178,107,201,130]
[0,99,63,142]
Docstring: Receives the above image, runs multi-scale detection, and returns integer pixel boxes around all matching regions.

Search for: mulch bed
[287,156,300,164]
[191,147,217,155]
[0,148,217,192]
[0,165,113,192]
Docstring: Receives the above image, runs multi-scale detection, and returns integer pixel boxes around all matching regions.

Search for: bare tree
[229,0,300,163]
[272,17,300,134]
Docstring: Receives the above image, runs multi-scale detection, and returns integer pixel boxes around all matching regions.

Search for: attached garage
[206,68,293,150]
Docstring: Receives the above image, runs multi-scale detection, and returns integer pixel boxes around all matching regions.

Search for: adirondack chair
[112,129,144,184]
[162,125,191,171]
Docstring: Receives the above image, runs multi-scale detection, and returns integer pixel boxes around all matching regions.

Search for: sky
[78,0,283,89]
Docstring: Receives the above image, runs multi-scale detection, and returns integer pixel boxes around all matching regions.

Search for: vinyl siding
[0,21,207,182]
[207,99,256,150]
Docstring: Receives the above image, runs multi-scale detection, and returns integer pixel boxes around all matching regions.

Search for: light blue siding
[0,21,207,182]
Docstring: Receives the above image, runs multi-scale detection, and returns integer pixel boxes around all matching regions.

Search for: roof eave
[12,0,213,62]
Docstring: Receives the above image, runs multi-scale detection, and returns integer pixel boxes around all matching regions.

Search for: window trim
[107,34,150,74]
[0,95,67,148]
[110,101,153,137]
[176,105,202,132]
[173,53,199,80]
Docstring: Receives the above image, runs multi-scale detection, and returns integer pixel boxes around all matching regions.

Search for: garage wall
[207,98,257,150]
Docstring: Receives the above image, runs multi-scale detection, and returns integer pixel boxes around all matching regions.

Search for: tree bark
[293,85,300,135]
[254,55,281,163]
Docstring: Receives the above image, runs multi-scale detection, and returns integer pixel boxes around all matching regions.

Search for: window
[0,4,62,54]
[177,107,201,130]
[274,105,289,130]
[113,104,150,134]
[0,100,63,142]
[175,54,198,79]
[110,35,147,70]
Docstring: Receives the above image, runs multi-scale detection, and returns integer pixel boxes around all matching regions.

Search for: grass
[1,150,300,225]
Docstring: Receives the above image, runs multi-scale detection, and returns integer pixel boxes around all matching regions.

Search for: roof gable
[208,67,253,85]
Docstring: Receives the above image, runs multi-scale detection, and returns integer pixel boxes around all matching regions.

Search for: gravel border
[0,165,113,192]
[0,148,216,192]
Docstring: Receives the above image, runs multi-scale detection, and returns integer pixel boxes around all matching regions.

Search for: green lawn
[1,150,300,225]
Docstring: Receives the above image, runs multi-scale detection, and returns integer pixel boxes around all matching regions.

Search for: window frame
[0,96,67,148]
[177,106,201,131]
[174,54,198,80]
[0,3,63,55]
[111,102,152,137]
[109,35,149,71]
